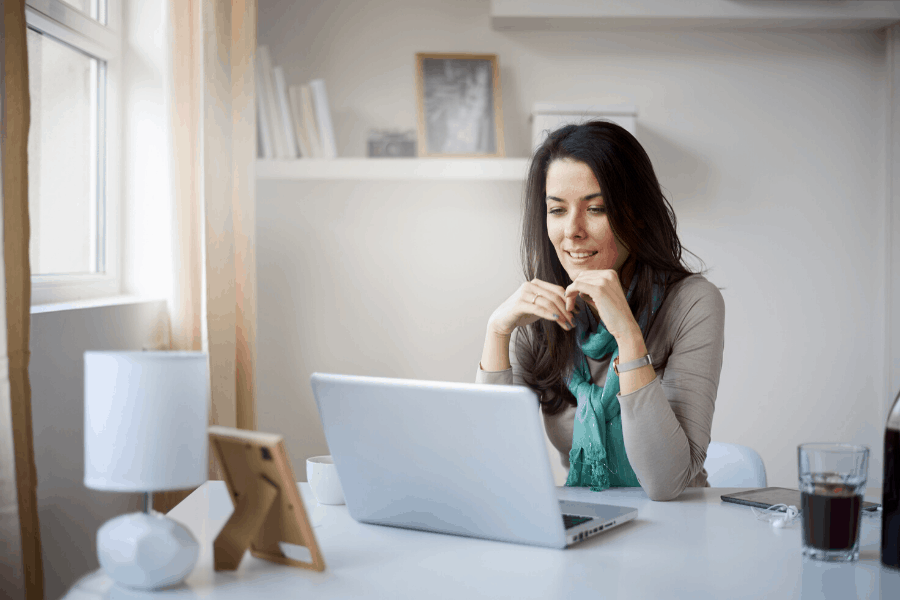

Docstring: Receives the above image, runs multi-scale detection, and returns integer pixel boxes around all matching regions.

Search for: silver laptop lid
[310,373,568,548]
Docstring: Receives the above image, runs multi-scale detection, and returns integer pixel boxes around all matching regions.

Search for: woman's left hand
[564,270,639,340]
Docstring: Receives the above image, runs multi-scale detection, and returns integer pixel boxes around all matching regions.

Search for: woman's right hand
[487,278,576,337]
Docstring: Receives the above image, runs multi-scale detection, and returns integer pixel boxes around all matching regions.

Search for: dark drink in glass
[801,483,862,553]
[798,443,869,563]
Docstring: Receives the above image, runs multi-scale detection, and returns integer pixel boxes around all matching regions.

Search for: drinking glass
[798,443,869,562]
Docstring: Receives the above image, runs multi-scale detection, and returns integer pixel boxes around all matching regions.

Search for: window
[25,0,121,305]
[58,0,107,22]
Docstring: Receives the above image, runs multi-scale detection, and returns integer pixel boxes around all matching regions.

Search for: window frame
[25,0,122,306]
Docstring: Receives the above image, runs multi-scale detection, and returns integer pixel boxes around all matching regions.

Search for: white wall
[256,179,525,460]
[257,0,892,490]
[30,300,168,600]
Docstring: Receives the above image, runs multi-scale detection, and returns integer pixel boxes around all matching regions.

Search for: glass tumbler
[798,443,870,562]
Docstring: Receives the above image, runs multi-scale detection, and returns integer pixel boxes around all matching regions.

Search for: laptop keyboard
[562,514,594,529]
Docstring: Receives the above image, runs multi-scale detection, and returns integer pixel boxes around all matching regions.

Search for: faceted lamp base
[97,512,199,590]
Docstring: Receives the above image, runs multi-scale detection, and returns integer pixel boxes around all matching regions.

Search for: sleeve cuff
[616,376,663,420]
[616,375,658,399]
[476,365,514,385]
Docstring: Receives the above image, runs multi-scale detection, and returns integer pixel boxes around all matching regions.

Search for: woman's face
[545,158,630,282]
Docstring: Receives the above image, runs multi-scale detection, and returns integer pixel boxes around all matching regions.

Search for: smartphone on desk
[721,487,881,512]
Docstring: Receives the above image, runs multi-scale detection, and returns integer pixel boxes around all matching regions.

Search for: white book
[272,66,299,158]
[257,46,288,159]
[254,58,274,159]
[288,85,312,158]
[309,78,337,159]
[299,84,323,159]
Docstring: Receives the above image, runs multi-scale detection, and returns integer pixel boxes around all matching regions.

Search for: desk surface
[64,481,900,600]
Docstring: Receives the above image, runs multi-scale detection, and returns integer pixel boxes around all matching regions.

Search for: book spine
[257,46,288,159]
[309,78,337,159]
[254,56,275,159]
[288,85,312,158]
[272,66,299,158]
[300,84,323,159]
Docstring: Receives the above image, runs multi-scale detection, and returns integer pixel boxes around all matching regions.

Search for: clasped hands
[488,270,639,341]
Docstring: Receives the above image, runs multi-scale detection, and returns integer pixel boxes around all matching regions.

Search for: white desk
[64,482,900,600]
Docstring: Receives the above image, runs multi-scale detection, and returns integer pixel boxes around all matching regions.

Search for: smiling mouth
[566,251,598,259]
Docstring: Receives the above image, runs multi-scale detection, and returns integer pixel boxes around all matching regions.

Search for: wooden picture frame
[415,53,505,158]
[208,426,326,572]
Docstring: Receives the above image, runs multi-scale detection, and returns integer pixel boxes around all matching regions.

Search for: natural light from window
[26,27,104,276]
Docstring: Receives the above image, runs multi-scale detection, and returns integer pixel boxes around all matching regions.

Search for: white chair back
[704,442,767,487]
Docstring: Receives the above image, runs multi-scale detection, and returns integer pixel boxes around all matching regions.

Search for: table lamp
[84,351,209,590]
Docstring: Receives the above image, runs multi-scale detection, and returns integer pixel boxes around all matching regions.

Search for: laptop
[309,372,638,549]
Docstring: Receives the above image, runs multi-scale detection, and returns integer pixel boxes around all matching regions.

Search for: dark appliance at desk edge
[883,386,900,568]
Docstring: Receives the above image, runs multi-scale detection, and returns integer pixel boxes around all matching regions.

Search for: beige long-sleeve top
[476,274,726,501]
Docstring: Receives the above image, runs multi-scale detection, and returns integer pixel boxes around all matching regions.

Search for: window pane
[57,0,106,25]
[58,0,89,13]
[27,28,102,276]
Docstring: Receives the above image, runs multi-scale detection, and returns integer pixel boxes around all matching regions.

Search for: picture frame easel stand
[209,426,326,572]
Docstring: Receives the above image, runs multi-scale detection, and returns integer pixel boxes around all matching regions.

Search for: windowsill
[30,295,166,315]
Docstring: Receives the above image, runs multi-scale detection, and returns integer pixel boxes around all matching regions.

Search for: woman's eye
[589,206,607,214]
[548,208,564,215]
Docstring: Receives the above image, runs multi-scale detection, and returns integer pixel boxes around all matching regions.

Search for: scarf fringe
[566,448,613,491]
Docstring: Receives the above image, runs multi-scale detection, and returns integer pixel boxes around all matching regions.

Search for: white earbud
[771,505,799,528]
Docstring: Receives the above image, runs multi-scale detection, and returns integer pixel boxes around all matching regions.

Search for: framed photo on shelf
[414,53,505,158]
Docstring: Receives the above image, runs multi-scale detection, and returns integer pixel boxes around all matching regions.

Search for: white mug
[306,455,345,505]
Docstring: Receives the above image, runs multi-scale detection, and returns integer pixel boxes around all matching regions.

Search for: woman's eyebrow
[545,193,604,202]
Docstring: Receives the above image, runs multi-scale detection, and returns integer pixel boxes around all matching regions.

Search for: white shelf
[490,0,900,31]
[256,158,531,181]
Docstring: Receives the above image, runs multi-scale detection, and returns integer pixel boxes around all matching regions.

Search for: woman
[477,121,725,501]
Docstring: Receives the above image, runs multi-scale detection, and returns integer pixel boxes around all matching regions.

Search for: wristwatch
[613,353,653,375]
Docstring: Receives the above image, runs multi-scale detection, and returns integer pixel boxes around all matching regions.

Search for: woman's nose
[565,212,585,239]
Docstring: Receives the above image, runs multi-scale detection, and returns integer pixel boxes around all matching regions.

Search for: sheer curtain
[0,2,44,598]
[156,0,258,513]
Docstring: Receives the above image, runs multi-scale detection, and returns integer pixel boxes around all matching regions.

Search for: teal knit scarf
[565,280,662,491]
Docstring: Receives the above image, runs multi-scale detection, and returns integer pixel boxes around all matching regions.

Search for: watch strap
[614,353,653,375]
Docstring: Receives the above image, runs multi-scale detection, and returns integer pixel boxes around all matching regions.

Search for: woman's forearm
[480,329,512,372]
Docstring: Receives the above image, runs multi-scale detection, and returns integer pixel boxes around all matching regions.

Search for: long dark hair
[520,121,703,415]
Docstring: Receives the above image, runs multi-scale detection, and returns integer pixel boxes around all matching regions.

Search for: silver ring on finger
[532,293,542,304]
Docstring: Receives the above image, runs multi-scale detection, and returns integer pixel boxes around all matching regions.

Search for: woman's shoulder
[644,273,724,351]
[668,273,723,300]
[661,273,725,321]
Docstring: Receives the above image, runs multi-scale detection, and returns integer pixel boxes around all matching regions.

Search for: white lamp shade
[84,351,209,492]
